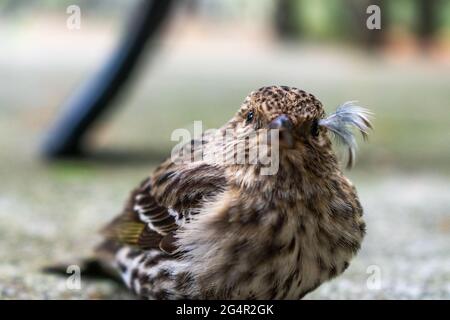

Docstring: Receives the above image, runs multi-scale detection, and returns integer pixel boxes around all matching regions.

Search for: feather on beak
[318,101,373,169]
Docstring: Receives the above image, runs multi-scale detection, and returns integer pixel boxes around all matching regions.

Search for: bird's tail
[42,241,124,285]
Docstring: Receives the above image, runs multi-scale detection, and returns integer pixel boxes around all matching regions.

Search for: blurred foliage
[2,0,450,41]
[0,0,137,18]
[291,0,450,42]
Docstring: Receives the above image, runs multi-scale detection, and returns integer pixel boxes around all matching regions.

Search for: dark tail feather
[43,258,123,286]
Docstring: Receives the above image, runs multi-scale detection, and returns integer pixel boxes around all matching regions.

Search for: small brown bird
[97,86,372,299]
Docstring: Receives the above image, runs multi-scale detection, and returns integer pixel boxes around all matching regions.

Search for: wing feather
[100,158,226,255]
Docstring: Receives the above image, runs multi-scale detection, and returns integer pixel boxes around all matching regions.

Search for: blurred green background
[0,0,449,299]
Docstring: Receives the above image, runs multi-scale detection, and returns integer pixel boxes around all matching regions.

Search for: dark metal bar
[42,0,174,158]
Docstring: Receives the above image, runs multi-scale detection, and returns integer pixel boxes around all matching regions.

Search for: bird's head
[225,86,372,175]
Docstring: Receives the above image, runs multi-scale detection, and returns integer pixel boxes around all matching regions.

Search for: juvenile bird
[97,85,372,299]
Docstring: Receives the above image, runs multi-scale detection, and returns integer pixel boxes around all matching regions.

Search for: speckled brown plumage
[97,85,372,299]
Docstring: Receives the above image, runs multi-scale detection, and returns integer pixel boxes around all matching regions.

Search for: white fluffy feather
[318,101,373,168]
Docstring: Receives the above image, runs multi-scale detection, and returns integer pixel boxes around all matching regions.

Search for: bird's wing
[100,157,227,255]
[101,178,174,254]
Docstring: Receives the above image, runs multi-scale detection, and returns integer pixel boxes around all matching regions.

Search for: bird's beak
[269,114,294,148]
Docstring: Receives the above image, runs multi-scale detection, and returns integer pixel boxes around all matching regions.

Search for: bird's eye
[246,111,254,124]
[311,119,319,137]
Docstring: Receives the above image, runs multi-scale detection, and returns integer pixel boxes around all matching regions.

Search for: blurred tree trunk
[274,0,301,40]
[416,0,439,49]
[365,0,387,49]
[184,0,199,15]
[345,0,388,49]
